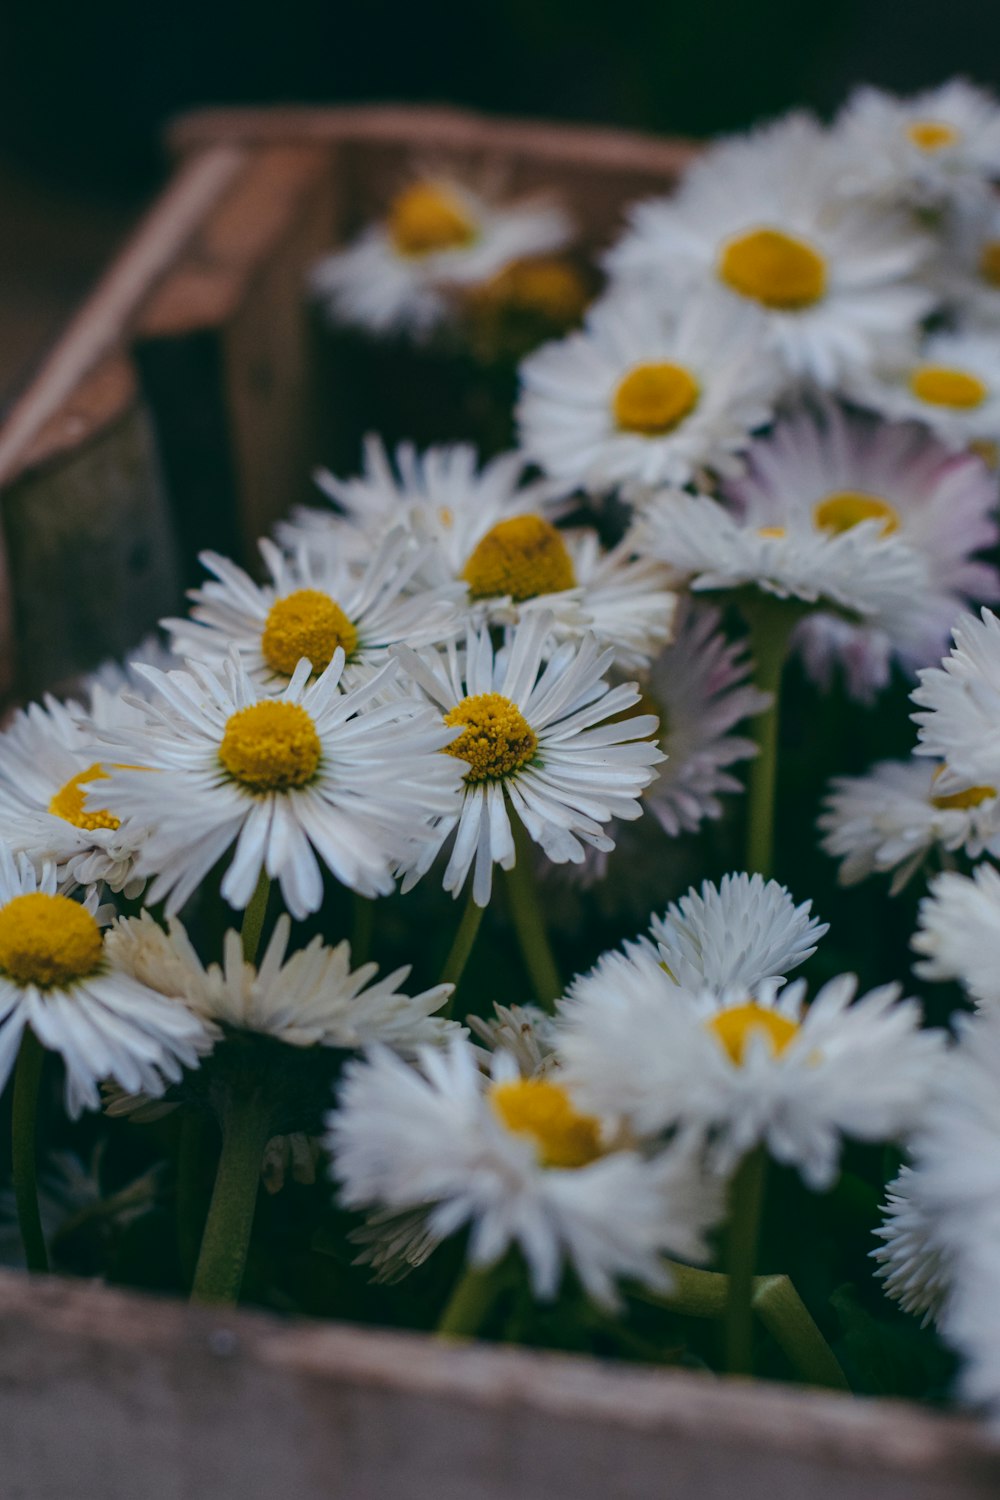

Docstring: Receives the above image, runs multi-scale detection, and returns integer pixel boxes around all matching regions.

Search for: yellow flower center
[461,515,577,601]
[474,256,589,323]
[718,227,827,310]
[443,692,538,783]
[906,119,961,151]
[48,763,120,832]
[261,589,358,678]
[707,1003,800,1065]
[219,701,322,793]
[930,765,997,809]
[387,182,477,257]
[978,240,1000,289]
[758,525,787,538]
[909,365,988,409]
[490,1077,603,1168]
[612,361,700,435]
[813,490,900,538]
[970,439,1000,469]
[0,892,103,988]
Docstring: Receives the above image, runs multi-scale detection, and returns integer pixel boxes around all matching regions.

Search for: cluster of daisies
[8,77,1000,1415]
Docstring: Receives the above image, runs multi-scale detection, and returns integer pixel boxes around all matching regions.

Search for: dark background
[1,0,999,407]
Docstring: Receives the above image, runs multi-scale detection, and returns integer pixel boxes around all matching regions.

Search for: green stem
[176,1110,213,1291]
[436,1258,509,1339]
[12,1029,48,1273]
[723,1148,768,1376]
[190,1090,271,1306]
[634,1260,730,1320]
[752,1275,850,1391]
[439,886,485,1018]
[351,892,376,967]
[742,602,798,880]
[241,871,271,965]
[504,820,561,1010]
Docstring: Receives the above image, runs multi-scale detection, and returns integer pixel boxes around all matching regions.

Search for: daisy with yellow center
[165,528,461,691]
[517,289,783,498]
[0,846,210,1119]
[310,176,573,339]
[849,332,1000,454]
[328,1038,721,1308]
[395,614,663,908]
[100,653,465,921]
[0,692,150,898]
[834,81,1000,208]
[604,114,932,384]
[557,938,943,1189]
[822,757,1000,894]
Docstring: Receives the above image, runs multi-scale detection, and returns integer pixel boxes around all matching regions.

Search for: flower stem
[12,1029,48,1273]
[742,602,798,880]
[439,886,485,1016]
[190,1089,271,1306]
[505,820,561,1011]
[723,1147,768,1376]
[436,1258,509,1339]
[752,1274,850,1390]
[176,1109,213,1291]
[241,871,271,965]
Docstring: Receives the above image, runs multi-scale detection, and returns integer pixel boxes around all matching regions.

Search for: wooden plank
[132,145,338,569]
[0,1269,997,1500]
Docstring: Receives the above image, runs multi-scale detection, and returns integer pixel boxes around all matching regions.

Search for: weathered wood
[0,1269,996,1500]
[132,144,339,569]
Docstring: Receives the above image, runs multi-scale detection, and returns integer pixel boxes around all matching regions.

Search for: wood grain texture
[0,1269,997,1500]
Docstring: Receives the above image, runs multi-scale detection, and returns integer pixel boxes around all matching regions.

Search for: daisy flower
[873,1165,951,1324]
[933,197,1000,329]
[632,487,928,643]
[821,759,1000,893]
[310,175,571,340]
[847,330,1000,452]
[327,1036,721,1308]
[107,909,458,1054]
[164,529,461,691]
[393,614,664,906]
[912,862,1000,1008]
[100,653,464,919]
[721,403,1000,700]
[557,945,943,1188]
[833,80,1000,208]
[0,847,210,1117]
[912,608,1000,788]
[604,113,933,385]
[649,871,827,994]
[0,693,148,898]
[516,290,783,499]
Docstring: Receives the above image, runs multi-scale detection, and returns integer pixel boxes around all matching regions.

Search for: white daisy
[516,289,783,499]
[912,862,1000,1008]
[821,759,1000,893]
[912,608,1000,788]
[604,113,932,385]
[847,330,1000,451]
[650,871,827,993]
[0,693,148,898]
[722,403,1000,700]
[933,197,1000,328]
[633,487,929,641]
[872,1166,951,1324]
[100,653,464,919]
[327,1036,721,1308]
[557,945,943,1188]
[310,175,571,340]
[833,80,1000,208]
[163,529,461,691]
[107,909,458,1053]
[393,614,664,907]
[287,439,558,568]
[0,847,211,1117]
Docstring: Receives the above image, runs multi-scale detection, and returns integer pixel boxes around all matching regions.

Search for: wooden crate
[1,105,998,1496]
